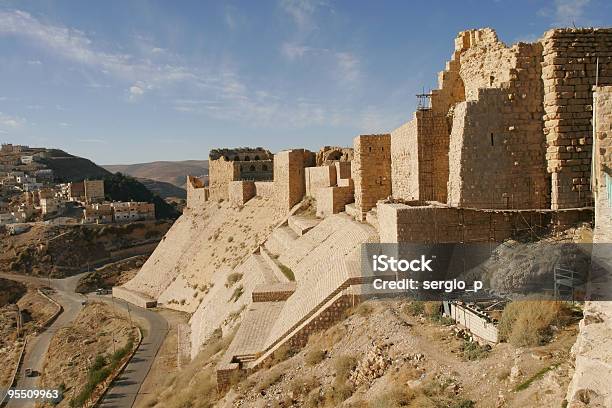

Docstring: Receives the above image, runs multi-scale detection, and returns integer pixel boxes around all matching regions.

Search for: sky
[0,0,610,164]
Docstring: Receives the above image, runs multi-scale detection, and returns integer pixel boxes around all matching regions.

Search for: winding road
[96,297,167,408]
[0,272,167,408]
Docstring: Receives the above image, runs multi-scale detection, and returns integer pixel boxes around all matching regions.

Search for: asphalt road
[94,297,168,408]
[1,272,86,408]
[0,272,168,408]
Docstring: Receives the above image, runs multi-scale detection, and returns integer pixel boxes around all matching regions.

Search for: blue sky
[0,0,610,164]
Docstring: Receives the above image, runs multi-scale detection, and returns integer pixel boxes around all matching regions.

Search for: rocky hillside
[0,221,172,278]
[144,299,580,408]
[39,149,111,182]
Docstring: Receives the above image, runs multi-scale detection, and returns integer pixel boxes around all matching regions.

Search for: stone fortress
[115,28,612,404]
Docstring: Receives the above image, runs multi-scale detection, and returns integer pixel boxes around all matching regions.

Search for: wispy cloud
[0,112,26,128]
[0,10,198,93]
[0,8,389,131]
[281,42,361,87]
[280,0,326,33]
[539,0,592,26]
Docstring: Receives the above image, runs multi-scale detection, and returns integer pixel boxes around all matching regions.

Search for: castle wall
[305,165,337,197]
[209,158,239,201]
[274,149,306,212]
[335,161,351,180]
[377,202,591,243]
[255,181,275,199]
[229,181,256,206]
[566,85,612,407]
[594,86,612,242]
[237,160,273,181]
[315,186,355,218]
[391,111,449,202]
[186,175,209,209]
[352,135,391,221]
[446,38,548,209]
[391,117,419,201]
[542,29,612,209]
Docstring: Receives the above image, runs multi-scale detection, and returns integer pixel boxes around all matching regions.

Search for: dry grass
[355,302,375,317]
[289,374,319,397]
[256,368,284,393]
[333,354,357,380]
[498,300,572,346]
[307,322,347,350]
[146,328,237,408]
[305,348,326,366]
[225,272,243,287]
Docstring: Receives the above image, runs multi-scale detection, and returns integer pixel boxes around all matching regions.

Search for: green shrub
[461,340,489,361]
[404,301,424,316]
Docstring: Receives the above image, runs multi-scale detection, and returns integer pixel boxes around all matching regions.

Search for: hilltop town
[0,144,156,231]
[103,27,612,407]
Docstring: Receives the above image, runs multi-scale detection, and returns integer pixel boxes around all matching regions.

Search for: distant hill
[39,149,111,181]
[103,160,208,188]
[137,178,186,199]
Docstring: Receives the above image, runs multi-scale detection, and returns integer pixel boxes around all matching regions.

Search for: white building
[20,155,35,164]
[111,201,155,222]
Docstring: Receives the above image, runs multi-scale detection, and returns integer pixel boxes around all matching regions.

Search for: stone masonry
[274,149,306,212]
[391,28,612,212]
[566,86,612,407]
[352,134,391,221]
[208,148,273,201]
[542,29,612,209]
[186,175,209,209]
[228,180,256,207]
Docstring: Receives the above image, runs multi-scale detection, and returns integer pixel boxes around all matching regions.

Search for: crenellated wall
[186,175,209,209]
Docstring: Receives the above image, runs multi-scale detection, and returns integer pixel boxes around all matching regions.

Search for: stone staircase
[265,225,298,255]
[255,247,289,283]
[217,215,379,388]
[288,215,321,236]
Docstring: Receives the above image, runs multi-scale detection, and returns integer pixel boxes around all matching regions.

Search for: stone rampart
[352,135,391,221]
[316,186,355,218]
[228,181,256,206]
[255,181,275,199]
[377,202,592,243]
[542,29,612,209]
[274,149,306,212]
[186,175,209,209]
[305,165,337,197]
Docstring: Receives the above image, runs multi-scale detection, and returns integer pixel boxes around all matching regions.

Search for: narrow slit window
[490,133,494,146]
